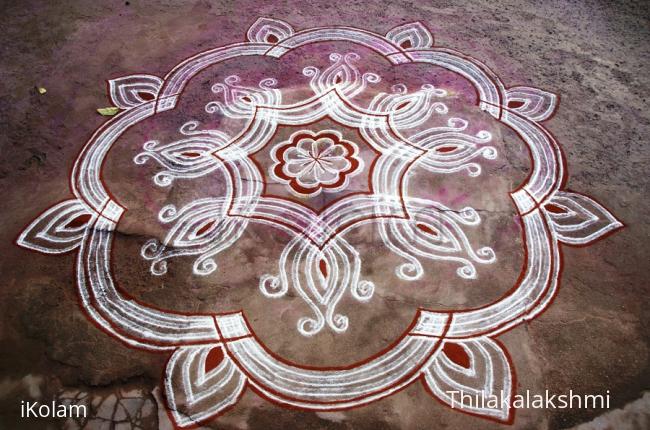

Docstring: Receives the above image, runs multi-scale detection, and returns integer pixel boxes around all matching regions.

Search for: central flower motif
[270,130,362,197]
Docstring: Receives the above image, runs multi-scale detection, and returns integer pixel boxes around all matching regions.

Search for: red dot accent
[66,214,91,229]
[435,145,458,154]
[507,100,525,109]
[139,92,155,101]
[396,101,411,111]
[417,223,439,238]
[181,152,201,158]
[196,220,215,237]
[204,347,224,373]
[443,343,471,369]
[545,203,567,214]
[319,259,328,278]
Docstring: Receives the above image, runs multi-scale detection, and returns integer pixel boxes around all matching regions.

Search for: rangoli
[17,18,623,426]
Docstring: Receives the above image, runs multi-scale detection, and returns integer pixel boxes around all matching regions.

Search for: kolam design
[17,18,622,426]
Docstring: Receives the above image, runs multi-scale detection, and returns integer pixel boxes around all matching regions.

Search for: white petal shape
[385,22,434,50]
[544,191,623,245]
[295,166,321,188]
[321,156,351,174]
[296,138,316,155]
[320,143,346,158]
[108,74,163,109]
[246,17,294,44]
[312,137,335,157]
[506,86,557,122]
[284,158,313,176]
[289,147,313,160]
[165,345,246,428]
[313,165,338,184]
[423,337,514,423]
[17,199,94,254]
[282,146,312,163]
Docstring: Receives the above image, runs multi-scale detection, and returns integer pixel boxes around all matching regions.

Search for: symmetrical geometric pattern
[270,129,363,197]
[17,18,622,427]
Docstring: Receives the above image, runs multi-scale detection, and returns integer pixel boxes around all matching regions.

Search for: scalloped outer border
[15,17,623,427]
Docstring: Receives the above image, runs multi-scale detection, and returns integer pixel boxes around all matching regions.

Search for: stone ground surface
[0,0,648,429]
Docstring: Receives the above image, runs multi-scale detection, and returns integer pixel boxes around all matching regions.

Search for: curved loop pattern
[15,17,621,428]
[108,74,163,109]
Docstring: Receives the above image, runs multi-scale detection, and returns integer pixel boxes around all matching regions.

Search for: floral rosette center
[271,130,362,197]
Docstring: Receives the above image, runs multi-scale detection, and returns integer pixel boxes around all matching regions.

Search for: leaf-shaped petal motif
[379,199,496,281]
[506,86,557,122]
[368,83,448,129]
[141,198,249,276]
[108,74,163,109]
[246,17,294,44]
[423,337,514,423]
[385,22,434,50]
[133,121,228,187]
[407,117,496,177]
[206,75,282,119]
[544,191,623,245]
[165,345,246,428]
[259,236,374,336]
[17,199,94,254]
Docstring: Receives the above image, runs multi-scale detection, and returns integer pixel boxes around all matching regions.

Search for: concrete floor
[0,0,648,429]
